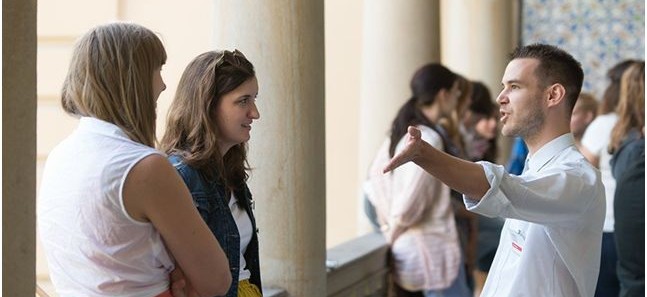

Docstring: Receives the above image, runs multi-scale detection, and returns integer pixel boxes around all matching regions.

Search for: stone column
[357,0,441,231]
[3,0,37,296]
[440,0,519,163]
[212,1,326,295]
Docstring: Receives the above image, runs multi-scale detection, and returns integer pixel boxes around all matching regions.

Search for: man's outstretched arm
[383,126,491,200]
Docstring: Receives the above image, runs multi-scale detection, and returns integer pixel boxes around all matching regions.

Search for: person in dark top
[608,61,644,297]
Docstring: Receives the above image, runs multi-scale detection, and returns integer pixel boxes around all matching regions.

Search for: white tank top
[38,117,174,297]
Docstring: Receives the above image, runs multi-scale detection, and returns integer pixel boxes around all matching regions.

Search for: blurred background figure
[458,81,504,297]
[364,63,471,297]
[608,61,644,297]
[581,59,638,297]
[439,75,478,292]
[461,81,498,163]
[440,75,473,155]
[570,92,598,150]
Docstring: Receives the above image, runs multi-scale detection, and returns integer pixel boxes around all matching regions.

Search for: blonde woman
[161,50,263,297]
[38,22,231,297]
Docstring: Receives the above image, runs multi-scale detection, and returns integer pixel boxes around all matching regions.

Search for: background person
[570,92,598,150]
[439,75,478,291]
[459,81,503,297]
[608,61,645,297]
[364,63,471,297]
[581,59,637,297]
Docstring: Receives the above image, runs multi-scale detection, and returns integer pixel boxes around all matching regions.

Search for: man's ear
[546,83,566,108]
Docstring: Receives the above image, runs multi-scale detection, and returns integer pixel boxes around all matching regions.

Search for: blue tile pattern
[522,0,644,99]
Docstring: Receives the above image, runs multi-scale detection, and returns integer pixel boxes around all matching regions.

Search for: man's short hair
[510,44,584,113]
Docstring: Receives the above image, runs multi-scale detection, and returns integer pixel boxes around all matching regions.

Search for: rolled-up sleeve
[463,160,600,226]
[463,161,509,218]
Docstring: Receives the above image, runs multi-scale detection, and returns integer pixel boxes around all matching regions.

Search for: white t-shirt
[465,134,605,297]
[581,113,618,232]
[229,193,253,281]
[38,117,174,297]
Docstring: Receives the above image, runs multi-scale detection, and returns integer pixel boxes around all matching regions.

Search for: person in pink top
[364,63,471,297]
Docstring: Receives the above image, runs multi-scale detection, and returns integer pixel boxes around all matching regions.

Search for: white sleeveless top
[38,117,174,297]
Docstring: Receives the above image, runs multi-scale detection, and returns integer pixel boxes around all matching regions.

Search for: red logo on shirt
[512,242,523,252]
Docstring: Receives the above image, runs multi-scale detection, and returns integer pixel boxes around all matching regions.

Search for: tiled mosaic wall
[522,0,644,99]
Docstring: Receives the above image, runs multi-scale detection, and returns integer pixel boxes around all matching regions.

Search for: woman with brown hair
[161,50,262,297]
[438,75,478,292]
[458,81,502,297]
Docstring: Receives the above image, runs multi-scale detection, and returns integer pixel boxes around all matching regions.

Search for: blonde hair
[61,22,167,147]
[573,92,598,116]
[161,50,255,188]
[609,61,645,154]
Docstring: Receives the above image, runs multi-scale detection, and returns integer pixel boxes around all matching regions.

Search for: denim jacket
[169,155,262,297]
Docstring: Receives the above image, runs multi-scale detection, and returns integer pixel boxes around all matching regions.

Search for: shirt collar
[525,133,575,173]
[78,116,131,140]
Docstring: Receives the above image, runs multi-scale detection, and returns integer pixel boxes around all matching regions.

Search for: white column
[324,0,364,249]
[440,0,519,163]
[441,0,518,95]
[357,0,441,232]
[212,1,326,295]
[3,0,37,295]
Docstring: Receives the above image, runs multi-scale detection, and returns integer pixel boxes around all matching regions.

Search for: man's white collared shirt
[464,134,605,297]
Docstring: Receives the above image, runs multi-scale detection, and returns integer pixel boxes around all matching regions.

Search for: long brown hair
[61,22,167,147]
[463,81,498,162]
[160,50,255,190]
[609,61,645,154]
[599,59,638,115]
[438,74,472,157]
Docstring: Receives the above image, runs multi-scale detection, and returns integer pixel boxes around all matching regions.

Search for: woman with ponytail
[364,64,471,297]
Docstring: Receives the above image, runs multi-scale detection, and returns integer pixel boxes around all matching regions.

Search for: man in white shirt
[383,43,605,297]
